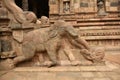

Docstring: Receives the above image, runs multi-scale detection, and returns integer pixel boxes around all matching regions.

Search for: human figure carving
[63,2,70,13]
[97,0,107,16]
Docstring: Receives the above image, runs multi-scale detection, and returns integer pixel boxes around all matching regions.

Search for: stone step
[13,65,114,72]
[59,18,120,27]
[12,61,119,72]
[50,17,120,23]
[81,36,120,40]
[76,18,120,22]
[79,29,120,36]
[74,22,120,27]
[78,26,120,30]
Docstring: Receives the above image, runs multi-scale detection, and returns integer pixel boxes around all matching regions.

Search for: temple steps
[74,22,120,27]
[82,36,120,40]
[76,18,120,22]
[78,26,120,30]
[67,17,120,52]
[73,18,120,27]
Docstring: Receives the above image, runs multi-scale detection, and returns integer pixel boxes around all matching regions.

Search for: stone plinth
[0,62,120,80]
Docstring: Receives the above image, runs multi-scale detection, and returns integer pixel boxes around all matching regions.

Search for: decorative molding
[79,31,120,36]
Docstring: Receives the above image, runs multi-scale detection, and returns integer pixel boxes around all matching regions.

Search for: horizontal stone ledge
[13,62,119,72]
[78,26,120,30]
[13,66,113,72]
[82,36,120,40]
[0,18,9,20]
[74,22,120,27]
[77,18,120,22]
[50,18,120,22]
[0,28,11,32]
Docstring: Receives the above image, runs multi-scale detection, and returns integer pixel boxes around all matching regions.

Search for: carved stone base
[0,59,15,70]
[13,61,119,72]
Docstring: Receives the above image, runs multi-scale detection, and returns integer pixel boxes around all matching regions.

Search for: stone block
[106,2,110,6]
[93,78,111,80]
[80,72,94,77]
[110,7,118,11]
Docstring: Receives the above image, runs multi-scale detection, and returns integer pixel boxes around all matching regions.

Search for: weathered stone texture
[0,0,120,73]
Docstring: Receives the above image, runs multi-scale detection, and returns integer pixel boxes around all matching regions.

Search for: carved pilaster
[59,0,63,14]
[70,0,74,13]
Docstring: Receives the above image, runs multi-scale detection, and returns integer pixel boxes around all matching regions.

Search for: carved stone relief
[0,0,110,70]
[97,0,107,16]
[63,1,70,13]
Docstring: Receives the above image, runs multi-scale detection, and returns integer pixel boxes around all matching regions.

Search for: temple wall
[49,0,120,54]
[49,0,120,19]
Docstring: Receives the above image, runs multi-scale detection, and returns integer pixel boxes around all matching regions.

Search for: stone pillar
[59,0,63,14]
[22,0,28,11]
[70,0,74,13]
[74,0,80,13]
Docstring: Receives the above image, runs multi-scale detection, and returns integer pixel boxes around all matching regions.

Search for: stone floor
[0,61,120,80]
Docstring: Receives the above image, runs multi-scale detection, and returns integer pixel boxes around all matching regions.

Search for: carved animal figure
[12,20,79,67]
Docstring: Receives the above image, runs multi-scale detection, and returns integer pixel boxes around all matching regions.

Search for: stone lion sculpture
[10,20,81,67]
[0,20,105,69]
[1,0,105,70]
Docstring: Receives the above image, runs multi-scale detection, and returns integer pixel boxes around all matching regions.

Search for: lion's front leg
[45,39,60,67]
[13,42,35,66]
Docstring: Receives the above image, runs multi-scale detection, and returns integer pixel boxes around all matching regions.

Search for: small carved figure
[40,16,49,24]
[63,2,70,13]
[97,0,107,16]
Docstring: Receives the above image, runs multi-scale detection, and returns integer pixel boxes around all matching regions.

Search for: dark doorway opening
[15,0,49,18]
[15,0,22,9]
[28,0,49,18]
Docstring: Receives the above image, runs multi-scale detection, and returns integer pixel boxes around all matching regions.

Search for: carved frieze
[79,30,120,36]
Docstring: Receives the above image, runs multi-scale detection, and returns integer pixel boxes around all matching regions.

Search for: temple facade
[0,0,120,62]
[49,0,120,53]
